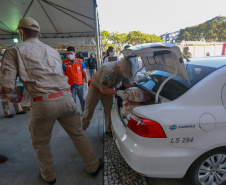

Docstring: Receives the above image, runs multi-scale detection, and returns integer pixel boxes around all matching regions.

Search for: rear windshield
[136,64,217,101]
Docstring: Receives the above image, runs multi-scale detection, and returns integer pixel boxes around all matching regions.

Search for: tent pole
[93,0,101,69]
[93,0,103,110]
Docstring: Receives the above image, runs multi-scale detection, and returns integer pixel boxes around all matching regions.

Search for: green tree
[101,30,163,54]
[127,31,162,45]
[101,30,111,42]
[110,32,127,55]
[177,16,226,42]
[101,30,115,51]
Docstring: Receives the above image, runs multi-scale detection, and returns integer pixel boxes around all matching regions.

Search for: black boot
[91,158,104,176]
[0,154,8,164]
[16,110,27,115]
[39,174,56,185]
[5,114,14,118]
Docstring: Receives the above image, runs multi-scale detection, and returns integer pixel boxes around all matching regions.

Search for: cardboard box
[108,57,118,62]
[22,102,31,111]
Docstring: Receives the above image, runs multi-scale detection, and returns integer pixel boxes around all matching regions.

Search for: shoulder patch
[63,62,71,68]
[105,75,111,80]
[102,80,109,86]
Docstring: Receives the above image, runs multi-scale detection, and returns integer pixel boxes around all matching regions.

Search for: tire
[187,148,226,185]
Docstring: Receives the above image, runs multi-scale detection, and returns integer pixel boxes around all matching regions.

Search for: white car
[111,43,226,185]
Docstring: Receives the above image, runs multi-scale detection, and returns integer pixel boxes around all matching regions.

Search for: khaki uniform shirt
[91,61,130,89]
[0,38,70,97]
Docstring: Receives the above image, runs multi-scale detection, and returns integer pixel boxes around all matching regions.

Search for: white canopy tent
[0,0,102,64]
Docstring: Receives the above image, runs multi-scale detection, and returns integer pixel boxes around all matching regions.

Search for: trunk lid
[122,42,190,84]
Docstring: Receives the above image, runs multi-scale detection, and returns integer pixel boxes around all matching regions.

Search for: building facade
[160,31,180,43]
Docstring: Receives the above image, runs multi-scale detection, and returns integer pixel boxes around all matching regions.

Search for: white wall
[178,43,224,57]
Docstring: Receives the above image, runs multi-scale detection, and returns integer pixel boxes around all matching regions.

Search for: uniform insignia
[105,75,111,80]
[64,62,71,69]
[102,80,108,86]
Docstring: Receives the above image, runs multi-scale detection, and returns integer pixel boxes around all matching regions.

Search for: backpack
[89,58,96,68]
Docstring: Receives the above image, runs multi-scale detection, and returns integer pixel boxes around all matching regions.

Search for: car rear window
[136,64,217,101]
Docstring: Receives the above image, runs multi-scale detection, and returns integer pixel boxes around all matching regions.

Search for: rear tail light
[127,114,167,138]
[133,170,146,176]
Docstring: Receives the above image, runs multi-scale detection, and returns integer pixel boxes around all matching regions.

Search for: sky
[97,0,226,36]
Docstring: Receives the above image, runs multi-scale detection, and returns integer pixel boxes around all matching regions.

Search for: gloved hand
[116,90,129,100]
[85,83,88,91]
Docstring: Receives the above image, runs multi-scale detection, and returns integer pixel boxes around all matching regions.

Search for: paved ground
[0,100,103,185]
[104,131,147,185]
[0,95,189,185]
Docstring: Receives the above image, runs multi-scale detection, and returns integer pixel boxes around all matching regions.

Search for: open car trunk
[116,86,156,127]
[116,43,190,126]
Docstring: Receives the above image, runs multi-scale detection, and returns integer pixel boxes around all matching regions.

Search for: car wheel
[187,148,226,185]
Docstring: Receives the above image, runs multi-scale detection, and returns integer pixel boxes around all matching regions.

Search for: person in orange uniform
[62,46,88,113]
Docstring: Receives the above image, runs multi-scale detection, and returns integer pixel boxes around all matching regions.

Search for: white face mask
[68,54,75,60]
[110,51,115,56]
[19,30,23,42]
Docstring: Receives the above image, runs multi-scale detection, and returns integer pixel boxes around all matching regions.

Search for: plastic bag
[125,87,146,102]
[0,82,30,103]
[122,101,143,120]
[122,87,152,120]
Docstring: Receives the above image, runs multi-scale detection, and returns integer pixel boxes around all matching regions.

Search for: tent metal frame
[0,0,102,64]
[0,21,14,33]
[38,0,59,33]
[41,0,95,30]
[23,0,35,18]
